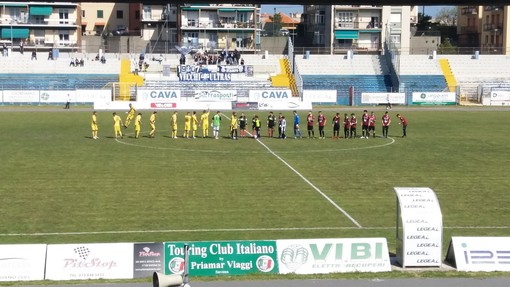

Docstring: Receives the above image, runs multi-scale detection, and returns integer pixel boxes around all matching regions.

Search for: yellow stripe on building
[439,58,457,92]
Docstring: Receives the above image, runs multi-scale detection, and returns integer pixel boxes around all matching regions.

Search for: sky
[260,5,453,17]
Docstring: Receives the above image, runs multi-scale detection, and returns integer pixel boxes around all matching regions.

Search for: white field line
[222,113,363,228]
[1,226,509,237]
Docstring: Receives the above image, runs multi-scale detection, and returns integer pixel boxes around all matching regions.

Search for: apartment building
[457,5,510,54]
[0,2,79,49]
[302,5,418,55]
[80,3,140,36]
[141,4,260,51]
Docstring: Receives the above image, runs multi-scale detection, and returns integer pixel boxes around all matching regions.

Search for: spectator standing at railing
[31,51,37,60]
[19,40,24,54]
[3,43,7,56]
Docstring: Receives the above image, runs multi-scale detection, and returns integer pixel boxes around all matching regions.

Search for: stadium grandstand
[3,43,510,105]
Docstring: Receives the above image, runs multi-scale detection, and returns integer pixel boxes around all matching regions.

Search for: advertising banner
[361,93,406,105]
[133,243,164,278]
[177,65,232,82]
[164,241,278,276]
[447,237,510,272]
[394,187,443,267]
[193,90,237,102]
[412,92,456,105]
[138,89,181,102]
[257,101,312,111]
[39,91,74,103]
[249,90,293,102]
[45,243,134,280]
[302,90,337,103]
[488,91,510,106]
[232,102,259,110]
[3,90,39,103]
[276,238,391,274]
[0,244,47,281]
[76,90,111,103]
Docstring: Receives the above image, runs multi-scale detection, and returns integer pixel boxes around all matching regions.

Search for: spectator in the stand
[240,58,245,65]
[48,50,53,60]
[69,58,75,67]
[3,43,8,56]
[19,40,24,54]
[100,55,106,64]
[179,54,186,65]
[79,58,84,66]
[95,53,100,61]
[31,51,37,60]
[143,62,149,72]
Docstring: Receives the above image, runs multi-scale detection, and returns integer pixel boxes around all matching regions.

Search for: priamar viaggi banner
[412,92,457,105]
[164,241,278,276]
[276,238,391,274]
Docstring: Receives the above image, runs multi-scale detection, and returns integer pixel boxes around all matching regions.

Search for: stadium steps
[118,58,144,101]
[270,58,299,96]
[439,59,457,92]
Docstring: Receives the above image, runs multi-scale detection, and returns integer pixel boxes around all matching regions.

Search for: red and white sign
[0,244,47,281]
[45,243,133,280]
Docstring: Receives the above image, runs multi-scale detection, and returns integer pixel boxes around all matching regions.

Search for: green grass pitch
[0,107,509,255]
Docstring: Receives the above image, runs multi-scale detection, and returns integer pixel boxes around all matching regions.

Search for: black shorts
[369,126,375,131]
[333,124,340,131]
[307,125,314,131]
[362,125,369,130]
[268,122,275,129]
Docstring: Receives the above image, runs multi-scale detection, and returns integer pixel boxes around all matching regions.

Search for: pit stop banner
[164,241,278,276]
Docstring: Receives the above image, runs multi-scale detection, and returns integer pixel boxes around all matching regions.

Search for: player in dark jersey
[306,111,315,138]
[381,111,391,138]
[368,111,376,138]
[396,114,408,138]
[267,111,276,138]
[238,112,247,138]
[277,113,283,138]
[343,113,350,139]
[350,113,357,139]
[317,111,326,139]
[361,110,369,139]
[332,112,341,139]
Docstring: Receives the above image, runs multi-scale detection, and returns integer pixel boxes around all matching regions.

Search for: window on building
[337,12,354,28]
[82,10,85,18]
[116,10,123,19]
[59,9,70,24]
[58,30,70,45]
[143,6,152,20]
[97,10,104,19]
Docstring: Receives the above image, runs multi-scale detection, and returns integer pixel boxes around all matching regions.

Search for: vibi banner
[446,237,510,272]
[361,93,406,105]
[412,92,456,105]
[0,244,47,281]
[276,238,391,274]
[45,243,134,280]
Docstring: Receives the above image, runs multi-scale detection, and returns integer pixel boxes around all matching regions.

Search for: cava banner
[361,93,406,105]
[164,241,278,276]
[276,238,391,274]
[412,92,457,105]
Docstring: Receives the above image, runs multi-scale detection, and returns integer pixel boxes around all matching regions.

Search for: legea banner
[276,238,391,274]
[45,243,134,280]
[0,244,47,281]
[164,241,278,276]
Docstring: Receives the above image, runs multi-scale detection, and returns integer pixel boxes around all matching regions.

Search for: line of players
[90,104,408,140]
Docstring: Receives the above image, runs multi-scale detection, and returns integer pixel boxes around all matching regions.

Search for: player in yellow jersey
[191,111,198,139]
[171,111,178,138]
[230,112,238,140]
[91,111,98,139]
[149,111,157,138]
[125,103,136,128]
[113,112,123,139]
[183,112,191,138]
[134,113,142,139]
[200,109,210,138]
